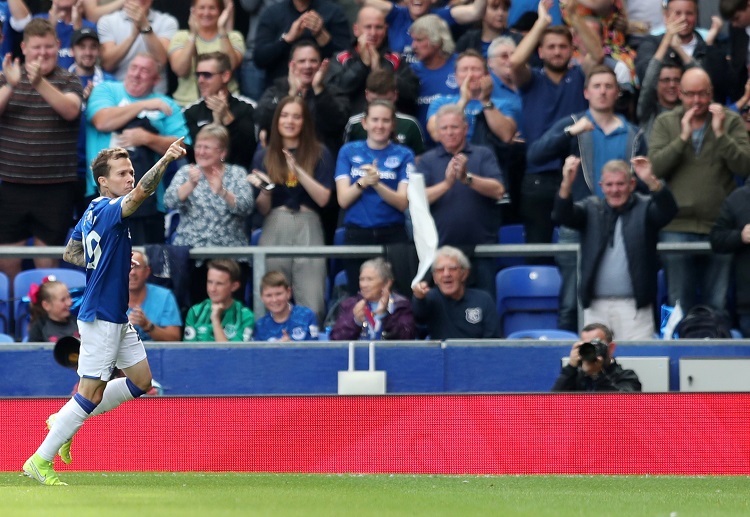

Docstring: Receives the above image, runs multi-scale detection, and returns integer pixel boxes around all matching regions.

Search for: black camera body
[578,338,608,363]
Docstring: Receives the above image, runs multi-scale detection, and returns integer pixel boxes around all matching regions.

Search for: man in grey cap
[70,27,115,215]
[70,28,114,100]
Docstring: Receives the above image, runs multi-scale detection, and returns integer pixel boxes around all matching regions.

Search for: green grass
[1,473,749,517]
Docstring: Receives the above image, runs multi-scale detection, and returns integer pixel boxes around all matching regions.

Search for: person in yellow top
[168,0,245,106]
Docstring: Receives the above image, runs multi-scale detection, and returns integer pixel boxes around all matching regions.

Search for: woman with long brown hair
[248,96,334,323]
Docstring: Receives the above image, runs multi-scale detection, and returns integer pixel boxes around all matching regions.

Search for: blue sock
[126,377,148,398]
[73,392,97,414]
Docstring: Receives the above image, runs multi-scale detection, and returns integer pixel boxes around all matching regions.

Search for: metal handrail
[0,242,714,317]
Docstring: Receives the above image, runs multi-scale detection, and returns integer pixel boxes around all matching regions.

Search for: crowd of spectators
[2,0,750,342]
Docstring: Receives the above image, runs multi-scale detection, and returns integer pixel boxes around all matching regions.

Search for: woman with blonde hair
[168,0,245,106]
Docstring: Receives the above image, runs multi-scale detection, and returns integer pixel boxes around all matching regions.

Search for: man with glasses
[635,0,729,104]
[649,68,750,314]
[183,52,257,167]
[636,14,698,142]
[412,245,500,339]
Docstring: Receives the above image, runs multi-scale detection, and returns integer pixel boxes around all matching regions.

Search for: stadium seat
[0,271,9,334]
[13,269,87,341]
[164,210,180,244]
[506,329,578,340]
[496,266,562,338]
[656,269,668,310]
[250,228,262,246]
[327,227,347,300]
[0,332,13,342]
[326,270,348,314]
[497,223,526,269]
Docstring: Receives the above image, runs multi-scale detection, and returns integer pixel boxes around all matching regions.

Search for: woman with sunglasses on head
[335,99,414,297]
[248,96,334,324]
[168,0,245,106]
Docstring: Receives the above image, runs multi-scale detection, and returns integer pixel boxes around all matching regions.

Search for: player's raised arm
[122,137,186,218]
[63,238,85,267]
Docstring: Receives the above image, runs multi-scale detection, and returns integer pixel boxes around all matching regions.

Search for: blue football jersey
[335,140,414,228]
[71,196,132,323]
[254,305,319,342]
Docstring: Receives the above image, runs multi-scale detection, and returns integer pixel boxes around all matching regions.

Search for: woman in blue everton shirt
[335,100,415,296]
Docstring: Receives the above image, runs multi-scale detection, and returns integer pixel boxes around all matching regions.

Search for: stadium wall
[4,394,749,475]
[3,341,750,396]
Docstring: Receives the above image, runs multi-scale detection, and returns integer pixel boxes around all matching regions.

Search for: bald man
[326,5,419,116]
[127,250,182,342]
[649,68,750,314]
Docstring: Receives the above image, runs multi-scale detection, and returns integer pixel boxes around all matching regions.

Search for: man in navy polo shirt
[509,0,603,247]
[419,104,505,297]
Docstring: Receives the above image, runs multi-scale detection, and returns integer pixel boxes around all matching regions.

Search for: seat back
[496,266,561,337]
[0,272,9,334]
[506,329,578,340]
[14,269,87,341]
[250,228,262,246]
[327,227,347,303]
[496,224,525,269]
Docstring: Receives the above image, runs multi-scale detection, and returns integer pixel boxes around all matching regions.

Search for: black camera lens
[578,339,607,363]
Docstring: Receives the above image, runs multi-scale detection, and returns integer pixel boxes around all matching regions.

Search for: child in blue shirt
[254,271,318,342]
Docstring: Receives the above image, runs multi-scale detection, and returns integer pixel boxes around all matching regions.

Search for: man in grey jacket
[527,65,646,331]
[553,156,677,340]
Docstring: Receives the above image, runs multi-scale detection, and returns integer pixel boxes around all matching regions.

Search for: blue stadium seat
[506,329,578,340]
[14,269,87,341]
[551,226,560,244]
[0,271,9,335]
[656,268,668,309]
[497,223,526,269]
[496,266,561,338]
[327,227,347,301]
[0,332,13,342]
[164,210,180,244]
[250,228,262,246]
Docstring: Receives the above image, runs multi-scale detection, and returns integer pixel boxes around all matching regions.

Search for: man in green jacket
[649,67,750,313]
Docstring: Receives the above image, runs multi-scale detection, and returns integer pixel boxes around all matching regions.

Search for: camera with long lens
[578,338,608,363]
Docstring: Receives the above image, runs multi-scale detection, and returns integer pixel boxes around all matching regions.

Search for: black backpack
[674,305,733,339]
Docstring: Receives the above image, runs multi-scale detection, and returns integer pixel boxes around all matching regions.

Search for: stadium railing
[0,242,713,323]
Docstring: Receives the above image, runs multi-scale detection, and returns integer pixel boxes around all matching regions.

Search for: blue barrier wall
[3,340,750,396]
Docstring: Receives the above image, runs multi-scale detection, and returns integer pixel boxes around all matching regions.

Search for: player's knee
[126,377,152,398]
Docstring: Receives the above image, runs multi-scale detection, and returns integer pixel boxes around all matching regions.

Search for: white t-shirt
[97,9,178,94]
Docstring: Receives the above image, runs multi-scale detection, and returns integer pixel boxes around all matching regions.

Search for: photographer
[551,323,642,392]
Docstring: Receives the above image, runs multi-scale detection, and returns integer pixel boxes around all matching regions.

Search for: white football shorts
[77,320,147,381]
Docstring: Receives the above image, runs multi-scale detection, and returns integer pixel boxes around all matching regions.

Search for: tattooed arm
[121,137,186,218]
[63,239,86,267]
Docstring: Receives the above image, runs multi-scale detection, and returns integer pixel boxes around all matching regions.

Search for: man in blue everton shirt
[23,137,186,486]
